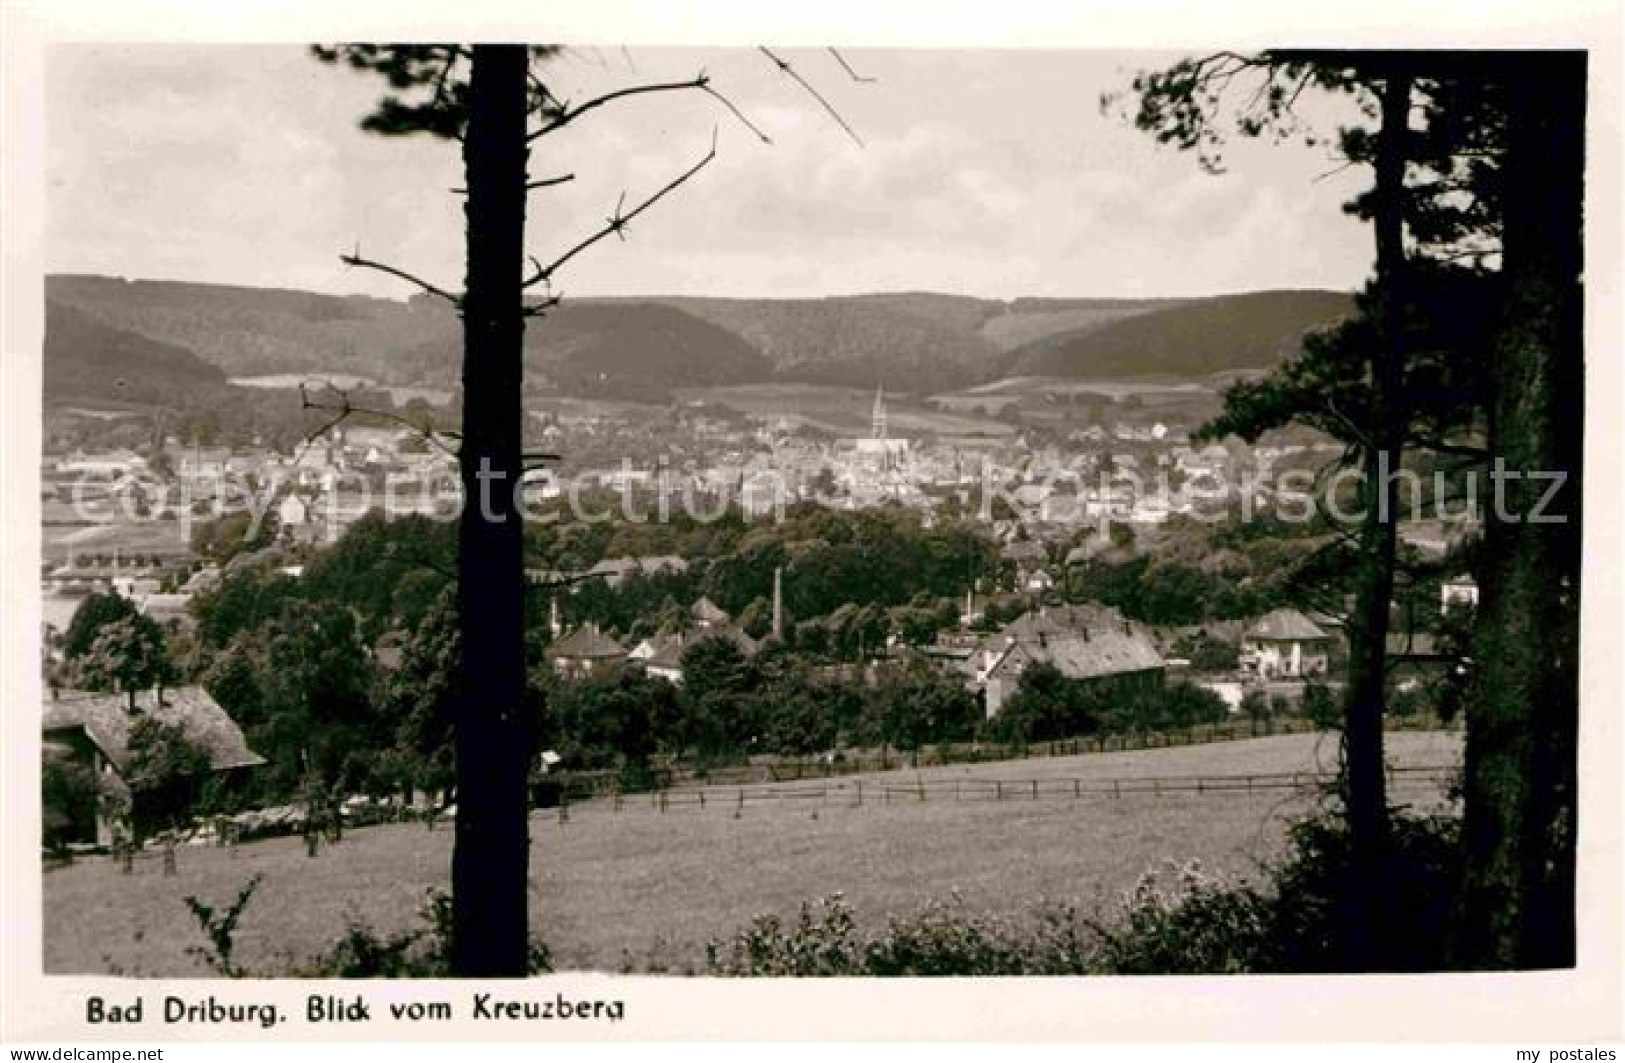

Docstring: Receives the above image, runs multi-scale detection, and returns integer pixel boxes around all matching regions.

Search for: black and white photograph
[3,0,1621,1047]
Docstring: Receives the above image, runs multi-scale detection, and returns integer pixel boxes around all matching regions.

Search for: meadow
[43,732,1460,976]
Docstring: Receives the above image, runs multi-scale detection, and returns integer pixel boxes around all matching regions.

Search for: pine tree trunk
[451,44,533,978]
[1457,52,1585,970]
[1339,67,1411,969]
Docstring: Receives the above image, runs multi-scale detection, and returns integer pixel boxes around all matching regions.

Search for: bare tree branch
[760,46,864,147]
[298,382,461,460]
[700,84,772,143]
[828,48,877,83]
[524,129,719,289]
[529,75,708,140]
[339,248,462,307]
[521,290,565,317]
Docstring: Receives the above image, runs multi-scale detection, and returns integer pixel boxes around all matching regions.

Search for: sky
[46,45,1379,301]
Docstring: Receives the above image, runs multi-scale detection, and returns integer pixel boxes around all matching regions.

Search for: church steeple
[871,383,888,440]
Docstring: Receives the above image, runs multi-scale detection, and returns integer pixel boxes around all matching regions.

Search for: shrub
[1095,810,1461,973]
[185,879,552,977]
[705,893,1096,976]
[184,875,264,978]
[705,809,1463,976]
[300,890,553,977]
[1090,860,1271,974]
[1301,682,1340,730]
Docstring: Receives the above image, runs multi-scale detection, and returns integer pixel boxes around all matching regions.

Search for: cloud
[46,45,1373,300]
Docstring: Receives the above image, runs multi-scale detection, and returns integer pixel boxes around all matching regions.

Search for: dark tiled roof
[644,626,758,670]
[1246,608,1330,642]
[547,625,628,660]
[690,597,730,625]
[987,631,1165,681]
[998,604,1129,642]
[41,686,265,774]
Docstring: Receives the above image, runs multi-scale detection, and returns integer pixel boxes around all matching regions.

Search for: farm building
[41,686,265,846]
[1240,608,1333,679]
[546,623,628,679]
[967,605,1166,717]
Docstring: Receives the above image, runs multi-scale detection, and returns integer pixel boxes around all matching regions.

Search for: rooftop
[41,686,265,777]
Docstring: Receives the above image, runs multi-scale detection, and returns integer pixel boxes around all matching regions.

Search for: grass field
[43,732,1460,976]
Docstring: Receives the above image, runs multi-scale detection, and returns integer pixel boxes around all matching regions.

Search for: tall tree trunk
[451,44,532,977]
[1457,52,1585,970]
[1341,66,1411,969]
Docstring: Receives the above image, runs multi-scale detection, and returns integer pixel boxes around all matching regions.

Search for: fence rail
[556,715,1462,798]
[548,763,1458,819]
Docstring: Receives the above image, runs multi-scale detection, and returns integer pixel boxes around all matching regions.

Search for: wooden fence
[545,763,1457,819]
[554,715,1462,798]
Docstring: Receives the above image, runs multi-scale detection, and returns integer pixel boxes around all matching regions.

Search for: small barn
[41,686,265,846]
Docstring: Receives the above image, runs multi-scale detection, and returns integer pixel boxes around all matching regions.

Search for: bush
[1090,860,1271,974]
[1095,810,1461,973]
[301,890,553,978]
[1301,682,1340,730]
[705,808,1463,976]
[185,879,552,977]
[705,893,1095,976]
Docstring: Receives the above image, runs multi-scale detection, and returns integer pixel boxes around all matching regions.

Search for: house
[977,630,1166,718]
[629,625,758,686]
[1441,575,1479,614]
[584,557,641,588]
[636,555,689,577]
[277,492,313,528]
[546,624,628,679]
[41,686,265,845]
[1240,608,1332,679]
[690,597,731,630]
[968,604,1165,717]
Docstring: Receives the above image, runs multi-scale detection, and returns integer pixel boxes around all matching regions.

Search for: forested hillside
[45,275,1355,403]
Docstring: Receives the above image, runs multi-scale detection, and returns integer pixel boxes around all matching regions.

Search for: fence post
[1031,779,1039,800]
[996,781,1003,801]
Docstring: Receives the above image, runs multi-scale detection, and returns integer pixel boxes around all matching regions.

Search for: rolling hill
[656,292,1008,391]
[395,301,775,402]
[47,274,454,383]
[43,276,1357,403]
[1001,289,1355,380]
[44,300,234,408]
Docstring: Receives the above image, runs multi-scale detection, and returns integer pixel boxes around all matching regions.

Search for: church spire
[872,383,887,440]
